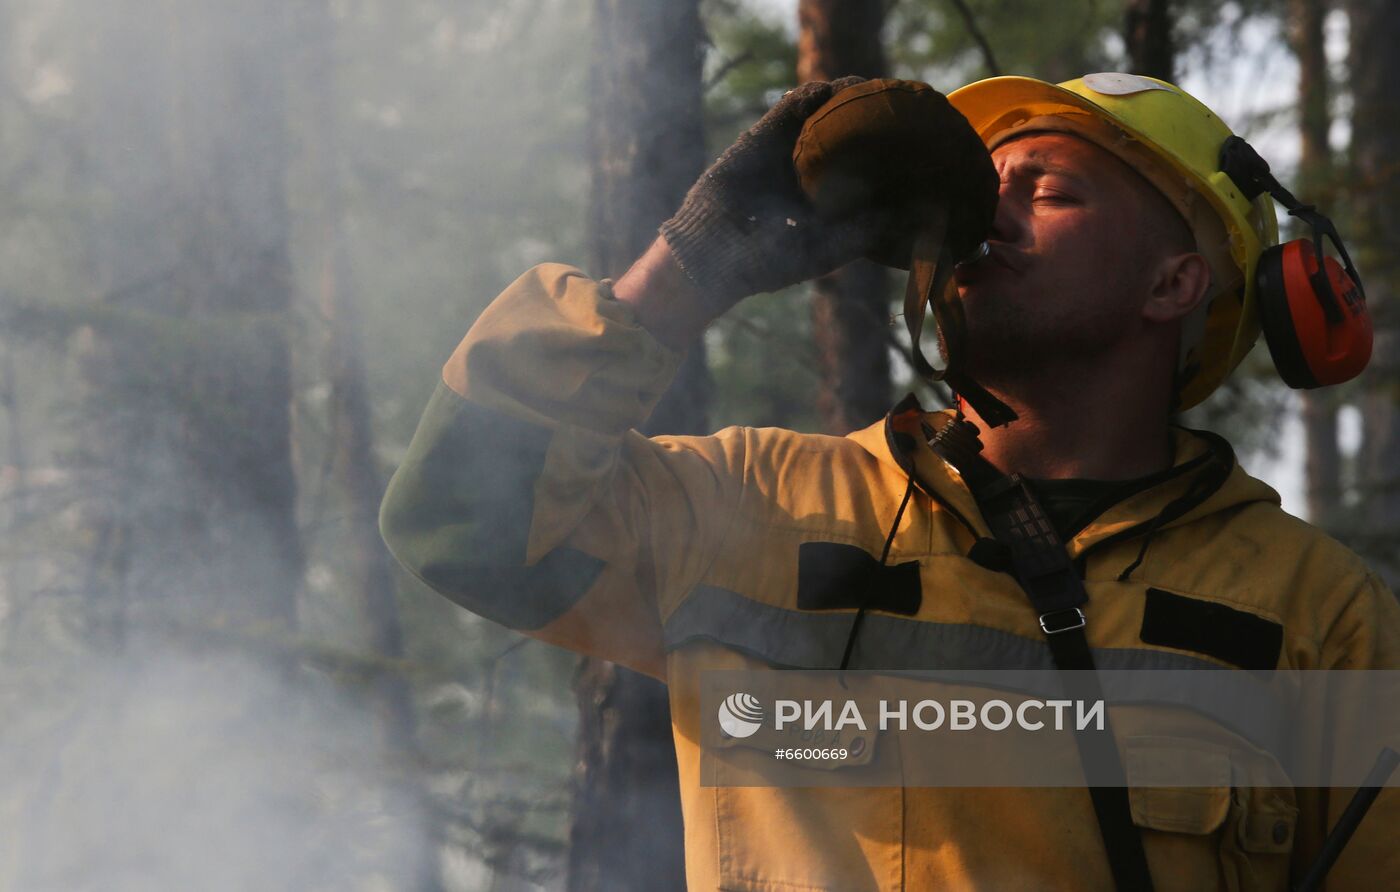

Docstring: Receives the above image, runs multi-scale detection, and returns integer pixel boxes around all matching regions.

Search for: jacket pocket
[1128,783,1233,892]
[1126,736,1233,891]
[712,729,902,892]
[714,785,903,892]
[1218,786,1298,892]
[1125,737,1297,892]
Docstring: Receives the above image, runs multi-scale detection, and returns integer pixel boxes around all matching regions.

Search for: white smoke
[0,646,431,892]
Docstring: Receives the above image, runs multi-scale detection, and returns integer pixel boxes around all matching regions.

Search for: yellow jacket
[380,263,1400,891]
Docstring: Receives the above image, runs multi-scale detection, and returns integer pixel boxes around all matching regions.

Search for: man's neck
[959,362,1175,481]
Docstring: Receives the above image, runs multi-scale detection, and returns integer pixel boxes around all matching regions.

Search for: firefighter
[380,73,1398,890]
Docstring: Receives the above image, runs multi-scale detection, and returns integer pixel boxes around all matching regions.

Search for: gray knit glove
[660,76,883,311]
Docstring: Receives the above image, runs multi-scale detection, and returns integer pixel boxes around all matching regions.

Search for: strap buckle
[1039,607,1086,635]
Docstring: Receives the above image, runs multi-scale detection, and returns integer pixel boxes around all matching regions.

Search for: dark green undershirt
[1024,475,1161,542]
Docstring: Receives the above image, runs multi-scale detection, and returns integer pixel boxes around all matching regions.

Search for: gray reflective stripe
[663,584,1234,672]
[664,584,857,669]
[663,584,1288,751]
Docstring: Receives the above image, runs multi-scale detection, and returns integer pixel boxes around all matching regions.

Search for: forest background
[0,0,1395,890]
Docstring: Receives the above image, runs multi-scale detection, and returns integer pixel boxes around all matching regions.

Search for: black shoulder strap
[928,418,1155,892]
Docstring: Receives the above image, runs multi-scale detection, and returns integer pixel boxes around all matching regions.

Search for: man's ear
[1142,252,1211,323]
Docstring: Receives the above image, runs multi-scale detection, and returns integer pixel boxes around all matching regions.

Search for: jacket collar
[848,394,1280,562]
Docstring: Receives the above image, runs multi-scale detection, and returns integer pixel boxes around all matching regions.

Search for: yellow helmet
[947,72,1280,410]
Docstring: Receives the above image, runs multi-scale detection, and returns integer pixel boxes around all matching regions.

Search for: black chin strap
[902,206,1018,428]
[928,416,1156,892]
[892,199,1147,887]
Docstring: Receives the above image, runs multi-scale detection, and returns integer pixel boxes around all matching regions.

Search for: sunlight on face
[954,132,1194,375]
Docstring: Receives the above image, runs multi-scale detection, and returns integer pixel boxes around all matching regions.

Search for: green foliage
[887,0,1122,85]
[702,0,799,144]
[706,285,824,430]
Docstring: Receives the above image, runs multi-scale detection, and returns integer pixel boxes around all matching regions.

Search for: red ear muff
[1256,238,1372,390]
[1221,136,1373,391]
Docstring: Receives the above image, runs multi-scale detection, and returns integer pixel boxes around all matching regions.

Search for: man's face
[952,131,1178,375]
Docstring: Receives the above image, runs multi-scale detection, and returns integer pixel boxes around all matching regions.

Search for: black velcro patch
[1140,588,1283,670]
[797,541,921,616]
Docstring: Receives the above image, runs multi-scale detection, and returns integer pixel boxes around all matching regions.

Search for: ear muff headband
[1219,136,1373,389]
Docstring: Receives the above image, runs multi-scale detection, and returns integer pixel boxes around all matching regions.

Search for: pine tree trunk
[1124,0,1175,82]
[1291,0,1343,530]
[588,0,711,440]
[798,0,893,434]
[76,0,303,640]
[567,1,704,889]
[289,4,444,888]
[1347,0,1400,583]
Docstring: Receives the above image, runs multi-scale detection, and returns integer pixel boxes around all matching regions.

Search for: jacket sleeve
[378,263,745,682]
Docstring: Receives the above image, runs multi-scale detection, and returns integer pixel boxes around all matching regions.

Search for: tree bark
[289,3,443,888]
[1347,0,1400,583]
[798,0,893,434]
[588,0,711,439]
[1290,0,1344,530]
[1124,0,1175,82]
[76,0,303,640]
[567,1,705,889]
[568,658,687,892]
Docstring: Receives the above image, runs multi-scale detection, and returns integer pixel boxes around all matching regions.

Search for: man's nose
[987,185,1025,245]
